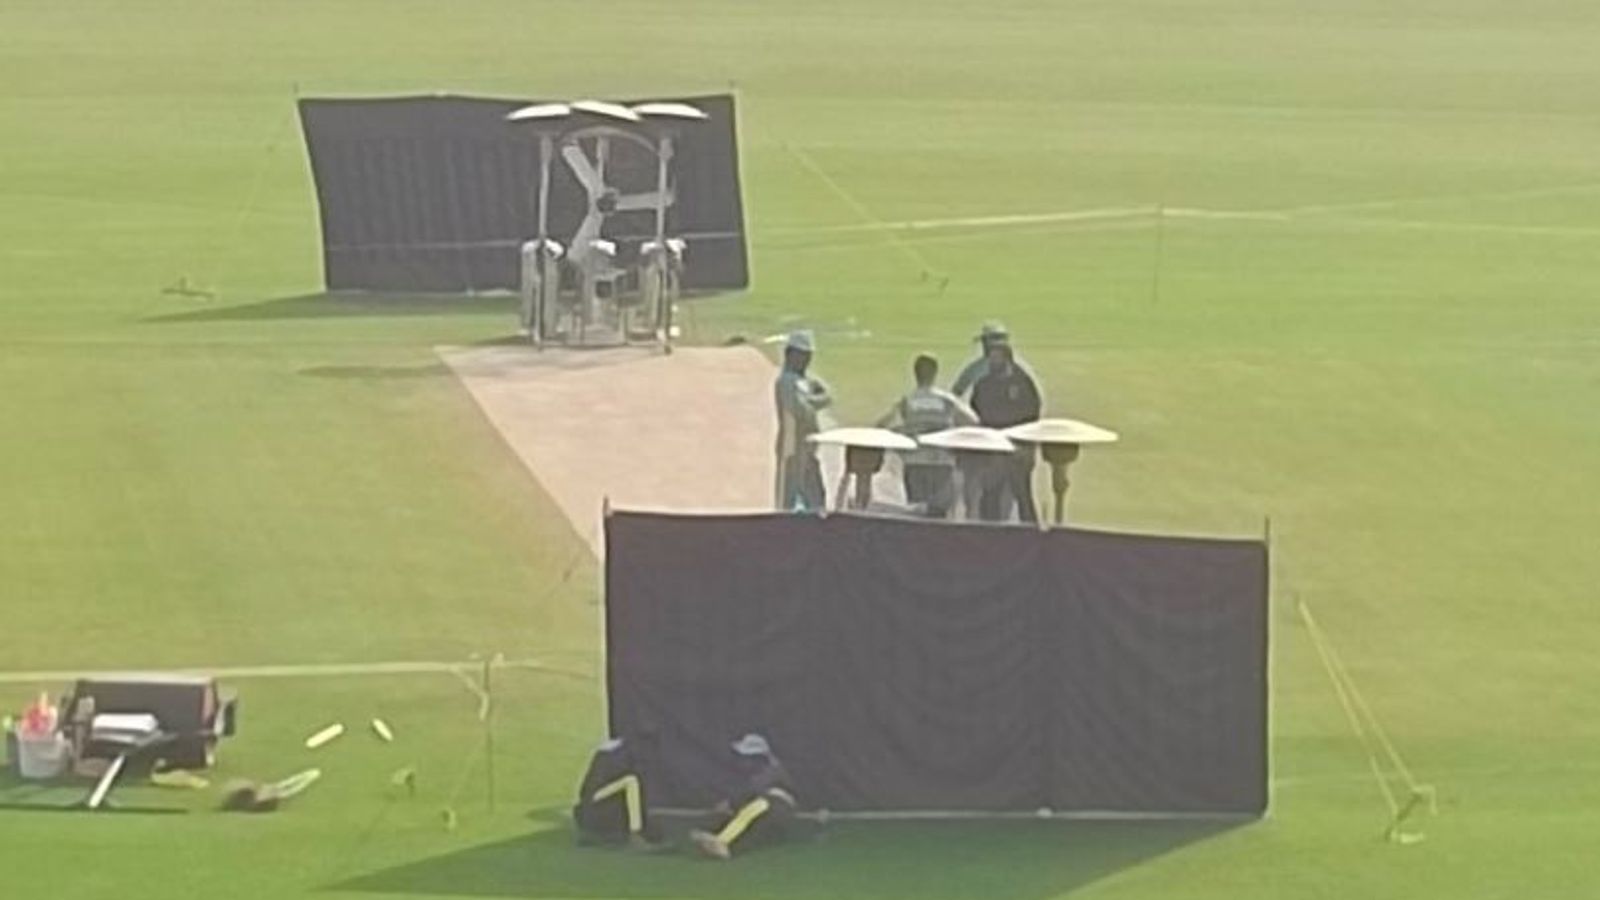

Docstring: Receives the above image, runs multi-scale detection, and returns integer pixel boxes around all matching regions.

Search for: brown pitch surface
[439,343,874,555]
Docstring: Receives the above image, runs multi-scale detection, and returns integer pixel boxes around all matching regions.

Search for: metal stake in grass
[160,275,216,301]
[1149,203,1167,305]
[483,654,497,814]
[390,766,417,798]
[437,653,502,830]
[1385,785,1438,845]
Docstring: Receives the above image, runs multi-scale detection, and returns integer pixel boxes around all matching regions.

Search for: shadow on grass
[147,292,515,324]
[299,363,453,380]
[0,771,192,815]
[0,769,59,805]
[333,816,1239,900]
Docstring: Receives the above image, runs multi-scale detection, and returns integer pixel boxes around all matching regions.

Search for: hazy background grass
[3,0,1599,896]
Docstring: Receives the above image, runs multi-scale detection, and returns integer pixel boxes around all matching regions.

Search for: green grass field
[4,0,1600,896]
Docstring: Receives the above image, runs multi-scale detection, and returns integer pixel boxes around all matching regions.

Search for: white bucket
[16,732,69,780]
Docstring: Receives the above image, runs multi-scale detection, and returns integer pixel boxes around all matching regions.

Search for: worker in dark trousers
[878,353,976,517]
[969,341,1043,523]
[773,331,832,512]
[572,736,662,849]
[690,734,799,860]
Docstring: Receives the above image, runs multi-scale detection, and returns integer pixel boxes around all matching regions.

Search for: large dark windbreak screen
[605,512,1269,816]
[298,94,747,293]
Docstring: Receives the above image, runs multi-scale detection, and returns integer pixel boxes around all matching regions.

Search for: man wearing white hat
[950,320,1011,397]
[773,331,832,511]
[572,735,662,849]
[950,320,1038,398]
[689,733,799,860]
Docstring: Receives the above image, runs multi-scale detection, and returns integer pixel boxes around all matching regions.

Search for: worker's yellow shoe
[689,830,731,860]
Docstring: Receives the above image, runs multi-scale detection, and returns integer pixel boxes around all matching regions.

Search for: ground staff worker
[572,736,662,849]
[970,341,1043,523]
[690,734,799,860]
[773,331,831,511]
[877,353,976,517]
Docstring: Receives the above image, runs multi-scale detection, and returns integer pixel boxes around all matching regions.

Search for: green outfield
[4,0,1600,896]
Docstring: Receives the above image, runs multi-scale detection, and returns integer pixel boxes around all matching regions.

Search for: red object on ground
[19,694,57,737]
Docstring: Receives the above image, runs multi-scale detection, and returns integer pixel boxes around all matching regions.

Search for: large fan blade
[568,210,604,263]
[570,100,642,122]
[506,103,572,123]
[561,145,606,197]
[631,102,708,121]
[613,191,672,212]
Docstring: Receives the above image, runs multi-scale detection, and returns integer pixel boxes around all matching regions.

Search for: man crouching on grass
[573,735,664,850]
[689,733,798,860]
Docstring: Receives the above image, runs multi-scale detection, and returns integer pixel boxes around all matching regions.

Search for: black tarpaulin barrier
[297,94,747,294]
[604,511,1269,817]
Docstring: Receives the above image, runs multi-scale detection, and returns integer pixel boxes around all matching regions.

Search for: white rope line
[1282,180,1600,216]
[758,219,1152,255]
[1312,216,1600,239]
[765,207,1600,252]
[759,178,1600,244]
[196,104,302,295]
[0,657,582,685]
[764,206,1152,236]
[1161,207,1288,222]
[781,142,948,285]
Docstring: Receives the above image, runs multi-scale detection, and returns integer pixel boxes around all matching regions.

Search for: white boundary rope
[759,178,1600,244]
[1297,599,1436,844]
[0,657,589,685]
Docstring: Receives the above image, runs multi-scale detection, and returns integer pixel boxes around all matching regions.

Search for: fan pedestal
[1039,442,1081,525]
[1000,419,1121,527]
[835,446,886,511]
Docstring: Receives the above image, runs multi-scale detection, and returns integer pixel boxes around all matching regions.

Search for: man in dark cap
[689,733,799,860]
[969,341,1043,523]
[773,331,832,511]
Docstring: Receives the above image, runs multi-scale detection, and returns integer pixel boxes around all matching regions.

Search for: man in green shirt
[878,353,976,517]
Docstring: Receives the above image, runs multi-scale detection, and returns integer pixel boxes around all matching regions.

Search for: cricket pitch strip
[439,343,878,556]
